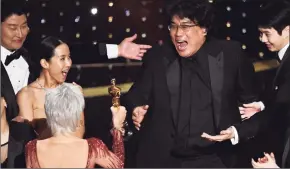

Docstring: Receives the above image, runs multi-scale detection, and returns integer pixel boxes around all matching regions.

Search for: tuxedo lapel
[208,51,224,128]
[162,44,181,127]
[273,47,290,87]
[165,58,181,127]
[1,62,19,121]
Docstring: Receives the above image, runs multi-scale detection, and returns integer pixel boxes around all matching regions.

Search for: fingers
[239,107,245,111]
[143,105,149,110]
[134,121,141,130]
[251,158,260,168]
[138,44,152,49]
[124,34,137,42]
[201,132,220,141]
[264,152,275,162]
[201,132,229,142]
[241,114,249,119]
[139,49,147,54]
[270,152,275,158]
[243,102,258,108]
[220,129,230,135]
[111,106,126,113]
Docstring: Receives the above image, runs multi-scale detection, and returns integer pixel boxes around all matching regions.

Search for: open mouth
[176,40,188,51]
[62,70,69,77]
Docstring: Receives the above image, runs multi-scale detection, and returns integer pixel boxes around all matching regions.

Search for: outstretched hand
[201,127,234,142]
[118,34,152,60]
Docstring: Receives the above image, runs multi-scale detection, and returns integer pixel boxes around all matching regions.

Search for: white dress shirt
[278,43,289,61]
[106,44,119,59]
[1,46,30,94]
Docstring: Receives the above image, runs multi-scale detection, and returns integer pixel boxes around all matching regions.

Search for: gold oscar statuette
[108,78,121,108]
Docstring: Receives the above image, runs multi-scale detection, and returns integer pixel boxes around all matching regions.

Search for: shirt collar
[278,43,289,61]
[1,46,15,64]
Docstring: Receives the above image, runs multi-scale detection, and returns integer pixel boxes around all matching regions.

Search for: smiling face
[42,43,72,83]
[258,26,289,52]
[1,14,29,50]
[169,15,207,58]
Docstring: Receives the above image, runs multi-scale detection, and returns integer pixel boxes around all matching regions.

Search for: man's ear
[282,25,290,38]
[202,28,208,36]
[40,59,49,69]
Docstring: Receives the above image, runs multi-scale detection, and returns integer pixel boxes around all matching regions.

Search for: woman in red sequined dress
[25,83,126,168]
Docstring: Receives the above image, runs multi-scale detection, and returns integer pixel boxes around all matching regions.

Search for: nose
[175,26,184,36]
[66,58,72,68]
[16,28,24,38]
[259,34,267,43]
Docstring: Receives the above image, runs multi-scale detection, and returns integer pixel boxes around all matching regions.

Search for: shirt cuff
[106,44,119,59]
[257,101,265,111]
[230,126,239,145]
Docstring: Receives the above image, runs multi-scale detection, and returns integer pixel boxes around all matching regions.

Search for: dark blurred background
[21,0,278,167]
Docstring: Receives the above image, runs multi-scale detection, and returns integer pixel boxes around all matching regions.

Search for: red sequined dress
[25,129,124,168]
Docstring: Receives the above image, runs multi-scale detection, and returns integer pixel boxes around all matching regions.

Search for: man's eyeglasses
[168,24,197,32]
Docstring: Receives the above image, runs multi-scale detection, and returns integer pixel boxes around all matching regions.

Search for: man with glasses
[123,0,263,167]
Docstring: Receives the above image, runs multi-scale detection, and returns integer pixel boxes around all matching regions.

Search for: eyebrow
[260,30,271,33]
[7,21,28,26]
[170,21,194,24]
[58,54,70,57]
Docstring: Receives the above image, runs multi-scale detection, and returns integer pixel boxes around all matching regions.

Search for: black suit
[1,51,37,168]
[124,38,259,167]
[234,46,290,167]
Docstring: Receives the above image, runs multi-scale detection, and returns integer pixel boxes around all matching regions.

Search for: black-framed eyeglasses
[168,24,197,32]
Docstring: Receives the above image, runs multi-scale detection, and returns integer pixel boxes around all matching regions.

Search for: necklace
[36,78,60,89]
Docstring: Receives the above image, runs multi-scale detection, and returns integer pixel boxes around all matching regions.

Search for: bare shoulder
[17,86,34,100]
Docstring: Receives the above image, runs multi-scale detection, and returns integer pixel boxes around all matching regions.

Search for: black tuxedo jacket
[234,46,290,167]
[124,39,259,167]
[1,48,37,120]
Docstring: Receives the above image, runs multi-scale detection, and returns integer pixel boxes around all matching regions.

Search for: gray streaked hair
[44,83,85,135]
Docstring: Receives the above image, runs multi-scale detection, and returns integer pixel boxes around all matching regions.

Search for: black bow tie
[4,49,22,66]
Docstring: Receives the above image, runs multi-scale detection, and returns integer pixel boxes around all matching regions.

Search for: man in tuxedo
[123,0,263,167]
[201,1,290,168]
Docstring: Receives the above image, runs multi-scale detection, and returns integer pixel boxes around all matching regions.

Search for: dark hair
[1,0,27,22]
[166,0,214,31]
[258,0,290,35]
[39,36,64,61]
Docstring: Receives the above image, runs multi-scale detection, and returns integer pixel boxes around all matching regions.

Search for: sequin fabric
[25,129,124,168]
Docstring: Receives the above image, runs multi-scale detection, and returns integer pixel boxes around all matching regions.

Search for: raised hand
[118,34,152,60]
[111,106,127,132]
